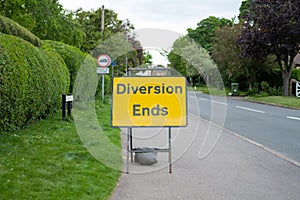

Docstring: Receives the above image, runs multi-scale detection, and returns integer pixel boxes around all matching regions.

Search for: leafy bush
[291,68,300,80]
[268,86,282,96]
[0,15,41,47]
[42,40,89,93]
[247,82,259,96]
[260,81,270,92]
[0,33,69,132]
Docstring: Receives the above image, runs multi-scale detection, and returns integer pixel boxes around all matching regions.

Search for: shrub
[0,15,41,47]
[260,81,270,92]
[291,68,300,80]
[0,33,69,132]
[247,82,259,96]
[42,40,88,93]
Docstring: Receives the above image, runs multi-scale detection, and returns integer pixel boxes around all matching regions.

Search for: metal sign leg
[130,128,133,162]
[169,127,172,173]
[127,128,130,174]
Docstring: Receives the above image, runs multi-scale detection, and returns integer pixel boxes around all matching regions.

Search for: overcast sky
[59,0,242,65]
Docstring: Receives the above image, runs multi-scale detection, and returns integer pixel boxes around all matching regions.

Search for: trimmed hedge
[42,40,88,93]
[0,33,69,132]
[0,15,41,47]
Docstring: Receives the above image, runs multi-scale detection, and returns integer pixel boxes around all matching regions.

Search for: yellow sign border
[111,76,187,127]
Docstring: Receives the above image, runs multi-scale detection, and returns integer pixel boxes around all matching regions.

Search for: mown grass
[189,86,300,109]
[0,99,121,200]
[247,96,300,109]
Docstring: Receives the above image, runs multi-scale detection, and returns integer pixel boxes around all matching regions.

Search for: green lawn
[189,86,300,109]
[0,99,121,200]
[246,96,300,109]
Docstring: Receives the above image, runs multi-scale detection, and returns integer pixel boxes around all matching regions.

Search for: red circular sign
[97,54,111,67]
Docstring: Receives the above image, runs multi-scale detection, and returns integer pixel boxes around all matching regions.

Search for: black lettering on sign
[116,83,183,95]
[132,104,168,116]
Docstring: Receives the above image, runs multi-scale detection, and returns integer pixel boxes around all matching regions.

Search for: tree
[187,16,233,53]
[75,8,125,52]
[212,23,272,90]
[74,7,144,75]
[168,36,218,86]
[0,0,85,47]
[237,0,300,96]
[238,0,251,20]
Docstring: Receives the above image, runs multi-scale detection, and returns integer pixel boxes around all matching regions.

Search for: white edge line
[286,116,300,121]
[236,105,265,113]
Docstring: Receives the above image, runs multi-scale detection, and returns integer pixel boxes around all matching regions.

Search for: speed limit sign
[97,54,111,67]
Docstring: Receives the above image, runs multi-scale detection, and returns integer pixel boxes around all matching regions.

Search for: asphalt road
[188,91,300,164]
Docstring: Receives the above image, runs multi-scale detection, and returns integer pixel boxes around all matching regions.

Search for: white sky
[59,0,242,65]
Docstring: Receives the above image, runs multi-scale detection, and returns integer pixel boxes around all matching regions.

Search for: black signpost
[62,94,73,119]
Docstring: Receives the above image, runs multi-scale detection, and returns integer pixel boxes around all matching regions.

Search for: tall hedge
[0,33,69,132]
[0,15,41,47]
[42,40,88,93]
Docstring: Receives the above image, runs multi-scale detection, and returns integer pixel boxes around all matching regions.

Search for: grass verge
[246,96,300,109]
[189,86,300,109]
[0,99,121,200]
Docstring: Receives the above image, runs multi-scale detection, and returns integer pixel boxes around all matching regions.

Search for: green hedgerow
[0,33,69,132]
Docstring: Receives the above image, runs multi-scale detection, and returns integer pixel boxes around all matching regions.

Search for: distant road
[188,91,300,163]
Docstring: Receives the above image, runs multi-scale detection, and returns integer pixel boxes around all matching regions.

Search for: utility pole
[101,5,105,101]
[101,5,105,39]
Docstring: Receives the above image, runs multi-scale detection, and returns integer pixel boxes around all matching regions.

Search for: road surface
[188,91,300,164]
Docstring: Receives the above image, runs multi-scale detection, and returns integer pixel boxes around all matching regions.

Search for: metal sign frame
[111,68,187,173]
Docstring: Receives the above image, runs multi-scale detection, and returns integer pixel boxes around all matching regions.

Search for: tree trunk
[282,72,290,96]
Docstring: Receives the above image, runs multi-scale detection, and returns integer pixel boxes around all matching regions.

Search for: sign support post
[101,74,105,101]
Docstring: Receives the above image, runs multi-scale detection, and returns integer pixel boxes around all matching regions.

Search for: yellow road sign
[112,77,187,127]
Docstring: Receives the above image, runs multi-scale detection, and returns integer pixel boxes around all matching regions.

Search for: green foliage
[187,16,233,52]
[42,40,90,93]
[238,0,251,20]
[0,0,85,48]
[75,8,133,53]
[247,82,259,96]
[291,68,300,80]
[260,81,269,92]
[0,15,41,47]
[0,33,69,132]
[168,35,218,86]
[238,0,300,96]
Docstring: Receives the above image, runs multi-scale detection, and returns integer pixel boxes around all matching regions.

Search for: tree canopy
[0,0,85,48]
[237,0,300,95]
[187,16,233,52]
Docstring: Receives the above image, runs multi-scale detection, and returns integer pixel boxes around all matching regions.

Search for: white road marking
[211,100,227,105]
[286,116,300,121]
[236,106,265,114]
[193,97,226,105]
[189,96,196,99]
[198,97,208,101]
